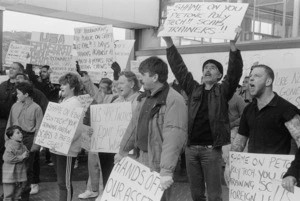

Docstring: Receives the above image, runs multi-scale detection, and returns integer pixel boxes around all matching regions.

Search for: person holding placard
[225,64,300,184]
[5,82,43,201]
[162,27,242,201]
[115,57,188,201]
[282,147,300,193]
[50,73,87,201]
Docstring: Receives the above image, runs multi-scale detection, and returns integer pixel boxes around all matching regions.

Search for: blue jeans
[185,145,223,201]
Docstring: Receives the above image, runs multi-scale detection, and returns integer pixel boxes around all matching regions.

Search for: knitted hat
[202,59,223,80]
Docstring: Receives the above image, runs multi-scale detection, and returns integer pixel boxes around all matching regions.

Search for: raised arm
[163,37,198,96]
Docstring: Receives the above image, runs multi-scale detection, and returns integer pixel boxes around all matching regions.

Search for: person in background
[162,28,242,201]
[2,125,29,201]
[240,76,252,103]
[115,57,188,201]
[6,82,43,201]
[15,72,49,195]
[0,62,24,183]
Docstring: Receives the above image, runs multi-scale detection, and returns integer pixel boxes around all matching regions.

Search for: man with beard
[225,64,300,184]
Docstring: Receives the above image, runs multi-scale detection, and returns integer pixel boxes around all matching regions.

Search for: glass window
[160,0,300,46]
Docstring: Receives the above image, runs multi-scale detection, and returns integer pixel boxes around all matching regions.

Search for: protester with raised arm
[115,57,188,201]
[162,27,243,201]
[224,64,300,185]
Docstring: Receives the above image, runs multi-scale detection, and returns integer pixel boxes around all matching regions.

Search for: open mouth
[249,84,255,90]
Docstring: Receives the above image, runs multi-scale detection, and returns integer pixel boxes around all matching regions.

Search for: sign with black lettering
[271,179,299,201]
[30,32,74,83]
[273,68,300,108]
[74,25,114,83]
[158,2,248,40]
[229,152,294,201]
[90,102,132,153]
[5,42,31,67]
[35,102,84,154]
[102,157,164,201]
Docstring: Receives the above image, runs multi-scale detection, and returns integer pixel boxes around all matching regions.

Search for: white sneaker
[30,184,39,195]
[95,194,102,201]
[78,190,98,199]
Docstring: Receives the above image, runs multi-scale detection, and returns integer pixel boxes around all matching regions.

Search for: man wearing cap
[163,31,243,201]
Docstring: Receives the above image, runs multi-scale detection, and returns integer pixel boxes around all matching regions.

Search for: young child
[3,125,29,201]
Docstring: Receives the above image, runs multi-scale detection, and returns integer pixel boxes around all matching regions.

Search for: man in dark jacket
[163,31,243,201]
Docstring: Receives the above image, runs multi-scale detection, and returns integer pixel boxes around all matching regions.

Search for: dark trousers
[51,153,76,201]
[3,182,26,201]
[185,146,223,201]
[98,153,115,187]
[32,151,40,184]
[45,148,51,163]
[21,133,36,201]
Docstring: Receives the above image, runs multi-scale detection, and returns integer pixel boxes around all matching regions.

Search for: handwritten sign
[102,156,164,201]
[81,125,92,152]
[5,42,31,67]
[90,102,132,153]
[273,68,300,108]
[35,102,84,154]
[77,94,94,113]
[158,2,248,40]
[30,32,74,83]
[272,179,300,201]
[74,25,114,83]
[114,40,135,70]
[229,152,294,201]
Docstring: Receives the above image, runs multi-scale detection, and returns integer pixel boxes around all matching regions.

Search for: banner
[30,32,74,83]
[35,102,84,154]
[158,2,248,40]
[5,42,31,67]
[229,152,294,201]
[102,157,164,201]
[90,102,132,153]
[272,179,300,201]
[114,40,135,70]
[273,68,300,108]
[77,94,94,113]
[74,25,114,83]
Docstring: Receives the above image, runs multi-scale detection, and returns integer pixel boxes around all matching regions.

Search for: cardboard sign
[114,40,135,70]
[273,68,300,108]
[229,152,294,201]
[272,179,300,201]
[74,25,114,83]
[81,125,92,152]
[5,42,31,67]
[30,32,74,84]
[90,102,132,153]
[102,157,164,201]
[35,102,84,154]
[77,94,94,113]
[158,2,248,40]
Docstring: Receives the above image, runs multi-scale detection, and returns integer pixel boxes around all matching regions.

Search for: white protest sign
[5,42,31,67]
[273,68,300,108]
[158,2,248,40]
[35,102,84,154]
[114,40,135,70]
[229,152,294,201]
[81,125,92,152]
[272,179,300,201]
[74,25,114,83]
[0,75,8,84]
[30,32,74,83]
[77,94,94,113]
[102,156,164,201]
[90,102,132,153]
